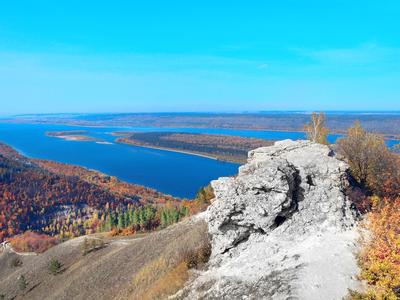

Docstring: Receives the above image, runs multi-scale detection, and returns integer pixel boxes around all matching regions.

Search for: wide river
[0,123,398,198]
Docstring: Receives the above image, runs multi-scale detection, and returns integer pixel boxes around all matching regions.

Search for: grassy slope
[0,218,208,300]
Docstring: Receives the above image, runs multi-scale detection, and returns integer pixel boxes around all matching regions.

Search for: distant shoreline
[3,120,400,141]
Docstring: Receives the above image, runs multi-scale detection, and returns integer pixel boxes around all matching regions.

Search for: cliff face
[179,140,361,300]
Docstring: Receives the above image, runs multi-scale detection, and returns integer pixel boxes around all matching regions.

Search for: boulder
[177,140,361,300]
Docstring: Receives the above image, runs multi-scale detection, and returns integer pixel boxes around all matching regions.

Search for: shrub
[9,257,22,268]
[191,184,215,214]
[121,227,136,236]
[340,122,400,299]
[107,227,135,236]
[354,198,400,299]
[107,228,122,237]
[81,238,90,255]
[346,186,372,214]
[8,231,59,253]
[48,258,62,275]
[18,275,27,291]
[348,289,376,300]
[337,121,398,196]
[183,238,211,269]
[81,238,105,256]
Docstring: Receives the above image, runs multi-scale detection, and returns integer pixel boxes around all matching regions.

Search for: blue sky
[0,1,399,115]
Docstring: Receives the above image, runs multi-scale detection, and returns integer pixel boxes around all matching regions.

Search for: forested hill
[0,143,183,242]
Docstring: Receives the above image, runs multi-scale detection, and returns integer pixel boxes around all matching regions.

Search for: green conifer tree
[161,211,168,228]
[117,213,125,228]
[18,275,27,291]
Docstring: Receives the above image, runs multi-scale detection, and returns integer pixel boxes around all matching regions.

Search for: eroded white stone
[177,140,361,300]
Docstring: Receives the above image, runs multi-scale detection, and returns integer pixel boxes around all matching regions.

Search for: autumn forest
[0,143,212,247]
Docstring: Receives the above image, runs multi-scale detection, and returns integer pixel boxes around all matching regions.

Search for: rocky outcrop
[178,140,361,300]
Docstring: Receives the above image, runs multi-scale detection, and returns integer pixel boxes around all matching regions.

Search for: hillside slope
[0,143,179,241]
[0,218,208,300]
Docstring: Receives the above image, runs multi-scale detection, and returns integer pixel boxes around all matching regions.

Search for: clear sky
[0,1,399,115]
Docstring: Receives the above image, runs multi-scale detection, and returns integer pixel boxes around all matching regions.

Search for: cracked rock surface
[176,140,361,300]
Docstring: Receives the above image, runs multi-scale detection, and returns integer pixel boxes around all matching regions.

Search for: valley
[0,142,191,243]
[0,123,239,198]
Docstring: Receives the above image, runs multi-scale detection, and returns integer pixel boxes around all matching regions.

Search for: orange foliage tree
[356,198,400,299]
[8,231,59,253]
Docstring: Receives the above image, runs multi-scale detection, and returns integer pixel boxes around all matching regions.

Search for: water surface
[0,123,398,198]
[0,123,239,198]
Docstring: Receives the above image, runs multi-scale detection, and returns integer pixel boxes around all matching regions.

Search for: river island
[46,130,110,143]
[113,131,274,163]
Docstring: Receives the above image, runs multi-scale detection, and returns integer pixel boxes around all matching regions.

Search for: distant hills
[5,112,400,136]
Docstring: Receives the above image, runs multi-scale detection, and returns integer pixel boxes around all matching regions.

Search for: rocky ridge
[177,140,361,300]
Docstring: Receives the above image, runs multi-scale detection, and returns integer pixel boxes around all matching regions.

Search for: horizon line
[5,110,400,118]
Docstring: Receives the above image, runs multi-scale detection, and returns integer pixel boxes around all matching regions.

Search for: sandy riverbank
[117,140,220,161]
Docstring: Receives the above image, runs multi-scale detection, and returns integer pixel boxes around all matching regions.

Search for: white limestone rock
[176,140,361,300]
